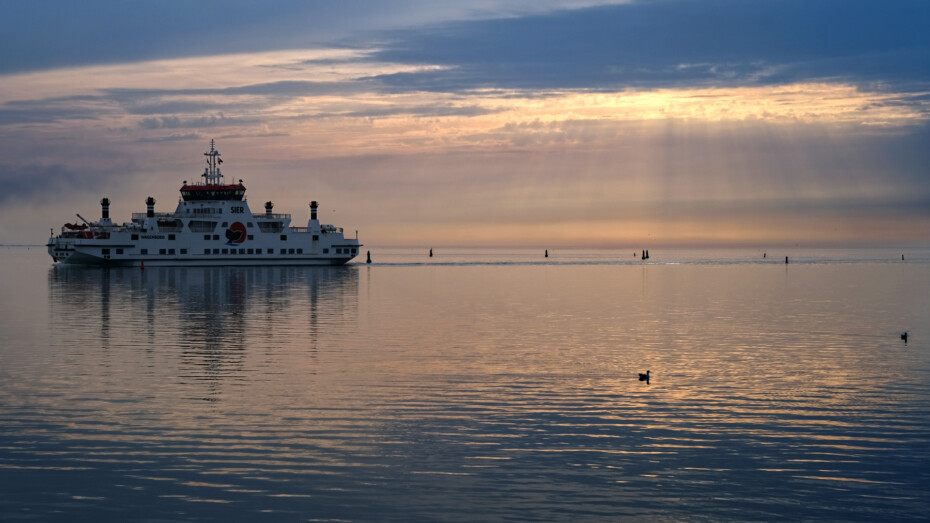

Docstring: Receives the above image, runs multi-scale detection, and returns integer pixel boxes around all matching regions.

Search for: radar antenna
[203,139,224,185]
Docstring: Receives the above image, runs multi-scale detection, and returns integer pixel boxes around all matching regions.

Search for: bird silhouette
[638,370,650,382]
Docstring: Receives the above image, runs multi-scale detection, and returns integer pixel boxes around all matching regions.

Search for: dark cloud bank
[3,1,927,94]
[370,0,930,92]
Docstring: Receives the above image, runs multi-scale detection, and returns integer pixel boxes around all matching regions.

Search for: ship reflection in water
[48,265,359,401]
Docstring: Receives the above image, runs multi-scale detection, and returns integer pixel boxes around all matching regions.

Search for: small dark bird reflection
[639,370,650,384]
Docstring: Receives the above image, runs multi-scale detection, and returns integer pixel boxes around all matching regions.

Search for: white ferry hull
[47,247,356,267]
[47,228,361,267]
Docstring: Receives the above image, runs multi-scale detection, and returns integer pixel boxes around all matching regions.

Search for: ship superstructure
[48,141,361,266]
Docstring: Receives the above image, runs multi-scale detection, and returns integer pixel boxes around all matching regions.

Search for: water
[1,246,929,521]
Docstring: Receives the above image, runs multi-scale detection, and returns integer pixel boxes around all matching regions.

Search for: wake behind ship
[47,140,361,266]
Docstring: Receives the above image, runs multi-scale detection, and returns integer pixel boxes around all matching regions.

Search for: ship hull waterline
[48,246,356,267]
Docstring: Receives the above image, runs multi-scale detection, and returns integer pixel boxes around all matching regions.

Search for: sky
[1,0,928,247]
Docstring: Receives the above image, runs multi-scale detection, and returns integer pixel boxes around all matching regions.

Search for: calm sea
[1,246,929,521]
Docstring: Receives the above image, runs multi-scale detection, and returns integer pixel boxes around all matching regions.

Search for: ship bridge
[180,139,245,201]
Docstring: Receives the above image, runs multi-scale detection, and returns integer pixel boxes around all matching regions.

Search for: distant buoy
[764,252,766,258]
[646,249,649,260]
[902,332,908,343]
[785,256,789,264]
[902,254,905,260]
[429,248,433,257]
[366,250,371,264]
[545,249,548,258]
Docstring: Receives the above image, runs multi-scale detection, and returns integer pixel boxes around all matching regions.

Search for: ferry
[47,140,361,266]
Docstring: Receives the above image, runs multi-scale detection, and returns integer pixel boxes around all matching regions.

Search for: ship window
[180,249,187,255]
[131,234,139,240]
[288,248,295,254]
[213,234,219,240]
[222,222,228,227]
[213,248,219,254]
[168,234,176,240]
[116,249,123,255]
[280,234,287,241]
[247,235,254,240]
[101,248,110,255]
[168,249,175,255]
[336,248,342,254]
[240,249,246,254]
[312,235,319,241]
[267,249,273,254]
[297,248,303,254]
[247,222,253,228]
[141,249,148,255]
[204,234,210,240]
[323,248,329,254]
[352,248,356,254]
[204,248,210,254]
[159,249,166,255]
[247,248,254,254]
[222,248,228,254]
[280,248,286,254]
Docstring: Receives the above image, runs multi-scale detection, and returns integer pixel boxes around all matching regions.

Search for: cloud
[124,100,243,116]
[0,1,631,74]
[370,0,930,92]
[308,103,501,119]
[101,80,373,101]
[0,163,108,203]
[137,132,202,143]
[138,114,257,130]
[0,96,106,125]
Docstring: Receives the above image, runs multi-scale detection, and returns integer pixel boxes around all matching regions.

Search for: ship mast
[203,139,223,185]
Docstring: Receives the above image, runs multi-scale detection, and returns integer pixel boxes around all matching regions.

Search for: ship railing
[256,213,291,220]
[59,229,110,240]
[287,226,344,233]
[132,212,177,220]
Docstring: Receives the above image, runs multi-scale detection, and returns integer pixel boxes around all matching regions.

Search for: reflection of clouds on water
[48,265,359,399]
[4,250,927,521]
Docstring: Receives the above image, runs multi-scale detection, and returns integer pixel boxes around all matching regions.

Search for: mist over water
[1,247,929,521]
